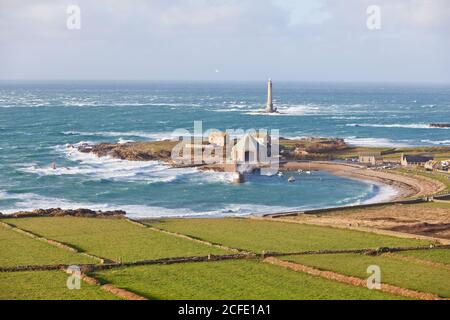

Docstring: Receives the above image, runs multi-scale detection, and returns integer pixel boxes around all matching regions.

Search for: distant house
[358,152,383,166]
[231,134,268,164]
[401,154,433,167]
[425,159,450,171]
[424,160,441,171]
[441,160,450,171]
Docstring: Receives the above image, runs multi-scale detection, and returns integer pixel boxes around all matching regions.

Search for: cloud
[272,0,331,26]
[0,0,448,81]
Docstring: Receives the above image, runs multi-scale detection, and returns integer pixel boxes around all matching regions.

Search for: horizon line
[1,79,449,85]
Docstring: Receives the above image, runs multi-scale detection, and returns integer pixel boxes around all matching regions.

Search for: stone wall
[264,198,427,218]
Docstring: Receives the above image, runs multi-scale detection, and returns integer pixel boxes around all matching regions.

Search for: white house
[231,134,268,164]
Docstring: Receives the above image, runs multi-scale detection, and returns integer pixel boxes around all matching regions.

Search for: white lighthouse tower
[265,79,275,113]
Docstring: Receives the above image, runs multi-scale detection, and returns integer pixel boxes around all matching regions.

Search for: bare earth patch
[284,203,450,240]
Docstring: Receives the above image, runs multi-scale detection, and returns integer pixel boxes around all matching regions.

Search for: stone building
[425,159,450,171]
[401,154,433,167]
[358,152,383,166]
[425,160,441,171]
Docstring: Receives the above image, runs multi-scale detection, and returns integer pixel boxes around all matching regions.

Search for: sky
[1,0,449,82]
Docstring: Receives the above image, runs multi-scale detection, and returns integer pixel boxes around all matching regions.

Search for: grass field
[394,168,450,193]
[147,218,430,253]
[3,217,227,262]
[0,271,119,300]
[0,226,95,267]
[281,252,450,298]
[397,249,450,265]
[1,216,446,300]
[419,201,450,209]
[329,146,450,162]
[92,260,401,300]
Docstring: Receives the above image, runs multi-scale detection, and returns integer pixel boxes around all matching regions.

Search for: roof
[233,134,263,151]
[403,154,433,163]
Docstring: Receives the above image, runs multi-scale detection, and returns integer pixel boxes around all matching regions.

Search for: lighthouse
[265,79,275,113]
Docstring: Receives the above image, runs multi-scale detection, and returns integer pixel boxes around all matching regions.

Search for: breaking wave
[420,139,450,146]
[344,137,411,148]
[19,143,232,184]
[0,190,302,218]
[62,130,177,141]
[346,123,448,129]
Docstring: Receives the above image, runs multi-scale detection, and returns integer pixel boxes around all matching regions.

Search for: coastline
[280,161,445,202]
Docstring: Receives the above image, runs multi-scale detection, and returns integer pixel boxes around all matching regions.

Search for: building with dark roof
[401,154,434,167]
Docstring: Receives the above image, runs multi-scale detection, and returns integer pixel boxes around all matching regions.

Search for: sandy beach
[280,161,446,202]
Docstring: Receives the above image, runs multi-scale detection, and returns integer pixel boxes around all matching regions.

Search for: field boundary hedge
[264,256,447,300]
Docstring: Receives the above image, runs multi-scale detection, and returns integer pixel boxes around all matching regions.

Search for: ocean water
[0,81,449,217]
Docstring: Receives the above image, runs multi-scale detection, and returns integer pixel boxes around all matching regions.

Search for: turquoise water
[0,81,449,217]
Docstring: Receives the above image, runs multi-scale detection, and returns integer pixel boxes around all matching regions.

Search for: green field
[147,218,429,253]
[92,260,401,300]
[0,271,119,300]
[1,216,446,300]
[0,226,95,267]
[281,252,450,298]
[397,249,450,265]
[329,146,450,162]
[3,217,227,262]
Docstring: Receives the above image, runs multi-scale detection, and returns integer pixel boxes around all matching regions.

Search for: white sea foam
[0,173,395,217]
[117,138,135,144]
[19,144,233,185]
[363,184,398,204]
[0,190,300,218]
[62,130,177,141]
[243,104,323,116]
[344,137,411,148]
[420,139,450,146]
[346,123,448,129]
[214,108,247,113]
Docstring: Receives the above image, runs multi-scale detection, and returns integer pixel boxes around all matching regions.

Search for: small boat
[305,171,311,175]
[288,176,295,183]
[277,172,283,177]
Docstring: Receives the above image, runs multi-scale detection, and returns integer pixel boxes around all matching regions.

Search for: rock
[4,208,126,218]
[77,141,177,162]
[429,123,450,128]
[232,172,244,184]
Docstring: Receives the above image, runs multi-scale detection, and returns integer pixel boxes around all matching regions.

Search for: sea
[0,81,449,217]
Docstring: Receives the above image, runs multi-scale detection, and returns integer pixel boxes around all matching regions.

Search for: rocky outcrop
[77,141,176,162]
[279,137,348,161]
[430,123,450,128]
[2,208,126,218]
